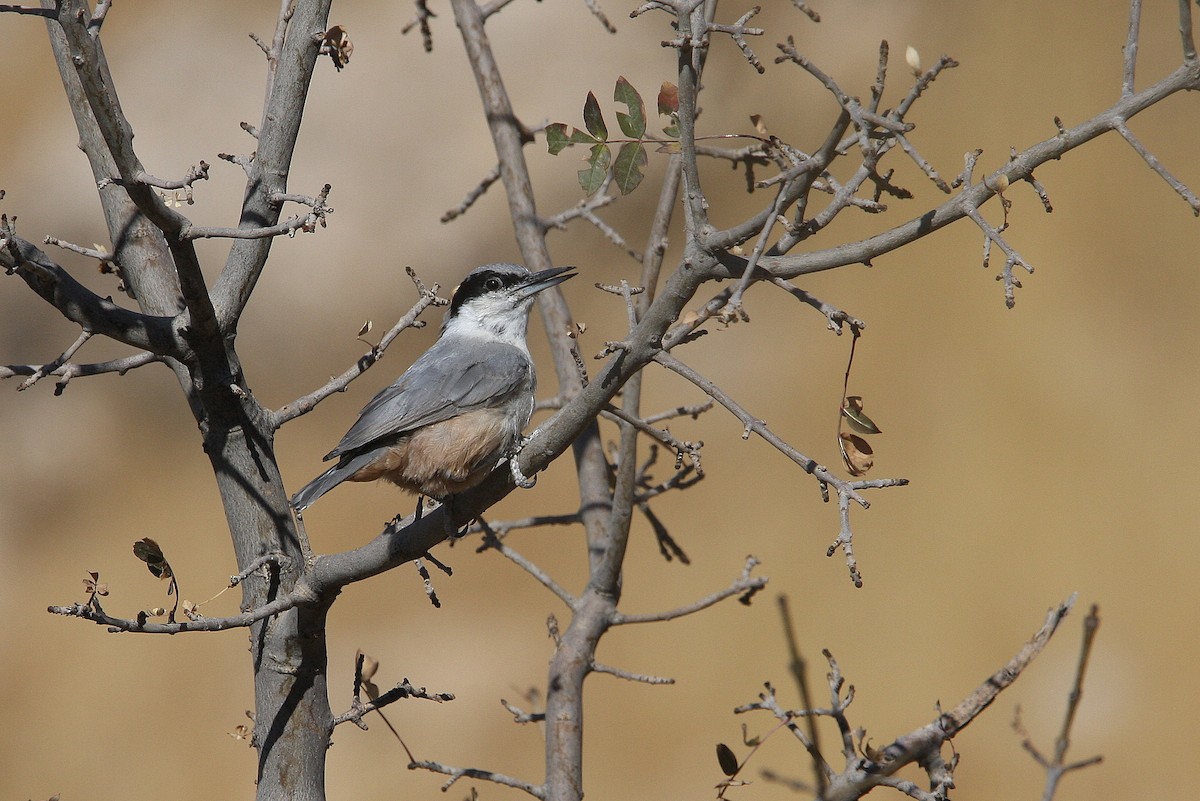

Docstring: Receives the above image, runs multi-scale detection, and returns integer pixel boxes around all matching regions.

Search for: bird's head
[444,263,576,346]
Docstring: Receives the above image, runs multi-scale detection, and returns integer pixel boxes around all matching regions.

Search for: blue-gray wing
[325,338,534,459]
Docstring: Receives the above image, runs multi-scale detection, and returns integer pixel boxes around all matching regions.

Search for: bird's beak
[513,265,577,300]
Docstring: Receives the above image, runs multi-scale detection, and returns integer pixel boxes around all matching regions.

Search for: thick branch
[1,230,178,355]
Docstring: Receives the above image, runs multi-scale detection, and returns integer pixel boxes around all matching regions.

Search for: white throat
[441,296,534,352]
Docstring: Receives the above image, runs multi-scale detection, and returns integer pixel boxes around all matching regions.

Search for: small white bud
[905,45,921,75]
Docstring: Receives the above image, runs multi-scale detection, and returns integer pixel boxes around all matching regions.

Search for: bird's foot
[507,432,538,489]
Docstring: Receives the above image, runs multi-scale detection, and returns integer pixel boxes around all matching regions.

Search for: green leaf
[583,91,608,141]
[614,76,646,139]
[546,123,571,155]
[612,142,647,195]
[578,143,611,194]
[662,113,681,139]
[842,395,882,435]
[570,128,599,145]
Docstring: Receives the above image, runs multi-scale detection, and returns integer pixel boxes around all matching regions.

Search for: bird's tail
[291,453,373,511]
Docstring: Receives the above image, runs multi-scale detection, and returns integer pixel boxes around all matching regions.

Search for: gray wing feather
[326,337,533,459]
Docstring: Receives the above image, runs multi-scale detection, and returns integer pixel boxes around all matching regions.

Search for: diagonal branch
[271,267,445,428]
[611,556,766,624]
[0,227,178,355]
[1,349,161,394]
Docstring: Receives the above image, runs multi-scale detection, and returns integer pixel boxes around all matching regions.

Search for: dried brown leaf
[839,432,875,476]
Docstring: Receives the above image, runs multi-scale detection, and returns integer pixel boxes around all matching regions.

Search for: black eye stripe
[449,267,526,316]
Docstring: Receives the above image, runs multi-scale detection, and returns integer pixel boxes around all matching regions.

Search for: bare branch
[544,186,641,262]
[10,329,92,391]
[441,162,500,222]
[1123,0,1143,96]
[1016,604,1104,801]
[1,349,161,394]
[502,697,545,724]
[590,662,674,684]
[653,351,886,509]
[48,586,310,635]
[708,7,765,74]
[0,4,54,17]
[577,0,616,33]
[612,556,766,624]
[1,224,178,355]
[271,267,446,428]
[333,677,455,728]
[477,524,578,608]
[790,0,820,23]
[1115,121,1200,214]
[642,400,713,424]
[1181,0,1197,63]
[409,759,544,798]
[100,160,211,197]
[183,180,332,241]
[769,277,865,334]
[401,0,436,51]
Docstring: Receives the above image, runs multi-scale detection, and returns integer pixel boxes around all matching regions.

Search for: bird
[290,263,576,512]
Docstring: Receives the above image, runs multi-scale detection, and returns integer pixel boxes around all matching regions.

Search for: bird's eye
[485,277,503,291]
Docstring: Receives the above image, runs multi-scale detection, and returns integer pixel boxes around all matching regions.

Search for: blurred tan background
[2,2,1197,800]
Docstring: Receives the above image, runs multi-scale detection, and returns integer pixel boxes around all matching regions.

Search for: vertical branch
[1180,0,1197,63]
[1122,0,1143,95]
[674,1,713,239]
[213,0,335,328]
[447,3,614,799]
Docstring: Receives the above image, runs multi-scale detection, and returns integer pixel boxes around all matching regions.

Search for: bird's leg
[507,433,537,489]
[440,494,474,540]
[415,494,426,521]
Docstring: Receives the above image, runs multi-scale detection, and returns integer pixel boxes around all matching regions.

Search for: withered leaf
[839,432,875,476]
[716,742,739,777]
[133,537,173,580]
[321,25,353,71]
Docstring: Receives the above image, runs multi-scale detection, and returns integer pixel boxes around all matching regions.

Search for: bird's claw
[505,432,538,489]
[510,456,537,489]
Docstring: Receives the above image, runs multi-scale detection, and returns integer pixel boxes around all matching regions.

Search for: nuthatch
[290,263,576,512]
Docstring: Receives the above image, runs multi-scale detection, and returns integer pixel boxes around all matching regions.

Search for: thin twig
[612,556,765,624]
[409,760,545,798]
[271,267,445,428]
